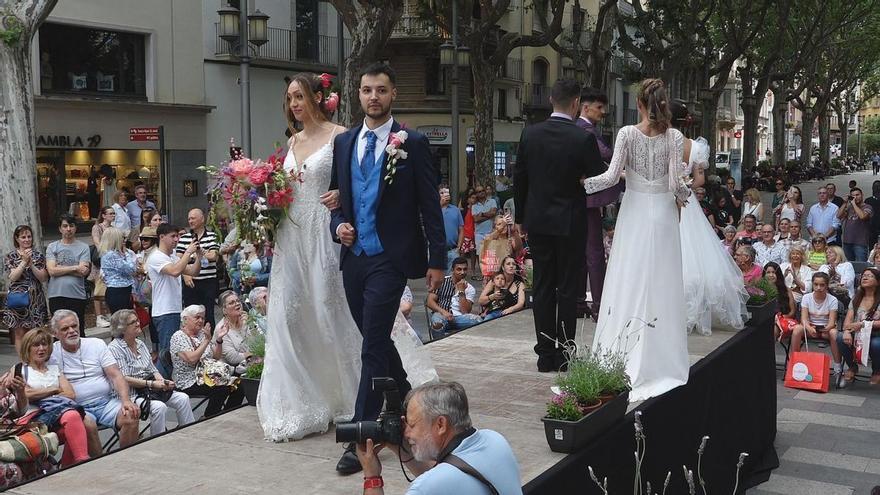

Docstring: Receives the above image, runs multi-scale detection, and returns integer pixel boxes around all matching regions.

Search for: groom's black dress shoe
[537,356,556,372]
[336,443,362,475]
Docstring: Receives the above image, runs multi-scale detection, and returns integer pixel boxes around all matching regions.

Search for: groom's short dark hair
[580,86,608,105]
[359,62,397,87]
[550,79,581,107]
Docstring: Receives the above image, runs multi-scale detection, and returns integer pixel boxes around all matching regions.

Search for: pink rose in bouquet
[227,158,254,179]
[248,163,273,186]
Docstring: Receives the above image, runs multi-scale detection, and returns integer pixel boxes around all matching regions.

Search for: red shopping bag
[784,338,831,393]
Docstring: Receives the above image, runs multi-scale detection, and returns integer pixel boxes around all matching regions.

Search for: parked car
[715,152,730,170]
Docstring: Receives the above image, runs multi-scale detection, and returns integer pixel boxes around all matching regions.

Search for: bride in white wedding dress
[257,74,436,442]
[583,79,690,402]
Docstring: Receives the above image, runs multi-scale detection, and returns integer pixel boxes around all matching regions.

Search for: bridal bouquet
[201,146,297,246]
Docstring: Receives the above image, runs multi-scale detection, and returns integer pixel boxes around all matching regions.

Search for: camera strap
[438,428,500,495]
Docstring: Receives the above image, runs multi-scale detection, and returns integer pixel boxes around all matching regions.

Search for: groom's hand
[319,190,339,210]
[337,223,356,247]
[426,268,444,291]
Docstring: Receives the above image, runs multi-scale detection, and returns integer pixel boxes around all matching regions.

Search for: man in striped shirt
[175,209,221,329]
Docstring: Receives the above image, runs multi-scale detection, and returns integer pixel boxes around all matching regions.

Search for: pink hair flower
[325,92,339,113]
[320,72,334,89]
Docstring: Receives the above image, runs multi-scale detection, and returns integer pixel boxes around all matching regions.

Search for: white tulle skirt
[680,191,749,335]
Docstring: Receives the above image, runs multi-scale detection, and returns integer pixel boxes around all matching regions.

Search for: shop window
[39,23,146,99]
[494,151,506,177]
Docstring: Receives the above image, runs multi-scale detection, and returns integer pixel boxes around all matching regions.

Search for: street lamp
[858,114,865,160]
[438,1,470,200]
[216,1,270,156]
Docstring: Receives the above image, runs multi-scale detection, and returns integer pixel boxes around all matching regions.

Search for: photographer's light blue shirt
[406,429,522,495]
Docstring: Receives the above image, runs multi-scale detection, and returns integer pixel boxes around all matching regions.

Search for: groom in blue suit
[329,62,446,474]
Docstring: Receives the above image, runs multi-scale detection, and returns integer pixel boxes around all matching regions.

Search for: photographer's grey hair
[408,381,472,431]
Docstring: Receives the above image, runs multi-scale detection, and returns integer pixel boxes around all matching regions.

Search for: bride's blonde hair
[637,78,672,132]
[283,73,331,136]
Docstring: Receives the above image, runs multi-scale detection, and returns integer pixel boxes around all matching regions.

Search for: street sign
[130,134,159,142]
[130,127,159,141]
[734,130,742,138]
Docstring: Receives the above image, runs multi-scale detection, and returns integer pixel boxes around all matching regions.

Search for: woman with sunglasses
[807,235,829,270]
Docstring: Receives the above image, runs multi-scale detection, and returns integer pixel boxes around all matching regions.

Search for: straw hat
[139,227,158,239]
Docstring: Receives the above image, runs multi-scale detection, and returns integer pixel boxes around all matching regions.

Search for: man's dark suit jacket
[514,116,605,236]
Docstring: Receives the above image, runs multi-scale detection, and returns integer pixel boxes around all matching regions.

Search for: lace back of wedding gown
[587,125,690,402]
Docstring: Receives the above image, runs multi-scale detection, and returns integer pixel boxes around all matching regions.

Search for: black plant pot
[240,377,260,406]
[542,391,629,453]
[746,300,777,331]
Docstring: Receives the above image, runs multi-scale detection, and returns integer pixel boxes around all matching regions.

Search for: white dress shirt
[356,116,395,166]
[805,202,840,242]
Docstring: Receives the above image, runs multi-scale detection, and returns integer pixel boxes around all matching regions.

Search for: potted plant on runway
[239,331,265,406]
[745,277,778,330]
[542,349,631,453]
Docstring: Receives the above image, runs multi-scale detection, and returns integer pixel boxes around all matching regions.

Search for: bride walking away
[582,79,690,402]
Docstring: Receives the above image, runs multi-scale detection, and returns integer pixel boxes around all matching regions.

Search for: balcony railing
[215,23,351,66]
[624,108,639,125]
[391,15,441,39]
[526,84,551,108]
[498,57,523,81]
[717,107,735,123]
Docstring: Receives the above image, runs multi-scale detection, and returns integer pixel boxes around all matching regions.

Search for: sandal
[871,374,880,385]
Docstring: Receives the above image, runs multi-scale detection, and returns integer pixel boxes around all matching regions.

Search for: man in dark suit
[575,87,618,318]
[514,79,604,372]
[329,62,446,474]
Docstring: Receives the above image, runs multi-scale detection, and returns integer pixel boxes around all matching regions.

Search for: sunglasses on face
[813,239,825,244]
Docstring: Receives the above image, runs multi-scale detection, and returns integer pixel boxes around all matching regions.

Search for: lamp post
[218,1,269,156]
[858,114,865,161]
[439,0,470,200]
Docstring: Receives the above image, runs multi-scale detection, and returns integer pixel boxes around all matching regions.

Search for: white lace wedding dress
[257,137,437,442]
[679,138,749,335]
[584,125,690,402]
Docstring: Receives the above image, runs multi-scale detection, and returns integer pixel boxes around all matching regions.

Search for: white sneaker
[96,315,110,327]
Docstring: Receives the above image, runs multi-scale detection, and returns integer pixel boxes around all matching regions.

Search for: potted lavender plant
[542,351,631,453]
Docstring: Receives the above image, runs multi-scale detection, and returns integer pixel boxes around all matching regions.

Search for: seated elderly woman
[228,241,271,296]
[832,267,880,388]
[781,246,813,304]
[17,328,95,467]
[818,245,855,307]
[478,256,526,321]
[806,234,829,270]
[107,310,194,436]
[169,305,244,417]
[734,245,763,284]
[214,291,258,374]
[246,286,268,335]
[720,225,737,256]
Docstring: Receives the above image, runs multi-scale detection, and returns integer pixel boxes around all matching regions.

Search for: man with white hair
[48,309,140,448]
[356,381,522,494]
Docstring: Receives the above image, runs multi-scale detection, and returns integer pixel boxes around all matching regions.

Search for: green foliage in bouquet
[745,277,778,306]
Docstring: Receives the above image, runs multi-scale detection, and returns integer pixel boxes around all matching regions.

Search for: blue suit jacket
[329,121,445,278]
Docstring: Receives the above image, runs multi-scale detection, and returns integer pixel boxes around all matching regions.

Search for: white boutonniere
[383,130,408,184]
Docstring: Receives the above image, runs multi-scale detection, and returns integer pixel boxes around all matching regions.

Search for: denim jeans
[446,248,460,273]
[153,313,181,378]
[429,312,481,339]
[836,331,880,374]
[843,243,869,263]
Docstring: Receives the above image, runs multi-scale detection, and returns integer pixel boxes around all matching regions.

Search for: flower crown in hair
[319,73,340,113]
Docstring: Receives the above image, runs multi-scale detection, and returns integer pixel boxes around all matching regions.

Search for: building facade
[32,0,211,229]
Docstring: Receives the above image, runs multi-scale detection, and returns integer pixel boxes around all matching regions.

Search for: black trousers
[48,297,87,336]
[181,383,244,417]
[105,286,133,314]
[341,252,411,421]
[182,277,218,331]
[529,230,586,360]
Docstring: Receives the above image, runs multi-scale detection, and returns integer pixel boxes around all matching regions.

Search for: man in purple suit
[575,87,618,318]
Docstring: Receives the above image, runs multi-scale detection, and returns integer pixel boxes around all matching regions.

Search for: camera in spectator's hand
[336,377,403,445]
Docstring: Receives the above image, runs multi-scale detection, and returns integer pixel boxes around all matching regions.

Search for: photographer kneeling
[355,381,522,495]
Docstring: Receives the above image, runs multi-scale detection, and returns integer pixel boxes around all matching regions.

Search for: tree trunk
[700,93,721,175]
[0,1,58,284]
[800,106,815,165]
[471,57,496,188]
[818,112,831,163]
[839,108,850,159]
[771,86,788,167]
[741,103,760,172]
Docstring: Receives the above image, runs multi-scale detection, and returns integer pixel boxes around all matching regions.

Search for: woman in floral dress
[2,225,49,352]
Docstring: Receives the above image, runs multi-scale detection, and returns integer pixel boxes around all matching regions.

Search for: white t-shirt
[801,292,839,327]
[48,338,118,405]
[450,283,476,316]
[147,249,182,317]
[23,364,62,412]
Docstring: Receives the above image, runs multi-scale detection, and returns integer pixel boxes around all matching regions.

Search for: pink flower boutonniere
[384,130,409,184]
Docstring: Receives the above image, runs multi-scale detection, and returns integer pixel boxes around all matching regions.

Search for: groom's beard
[364,103,392,121]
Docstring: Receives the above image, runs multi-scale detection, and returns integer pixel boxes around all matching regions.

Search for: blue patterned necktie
[361,130,377,173]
